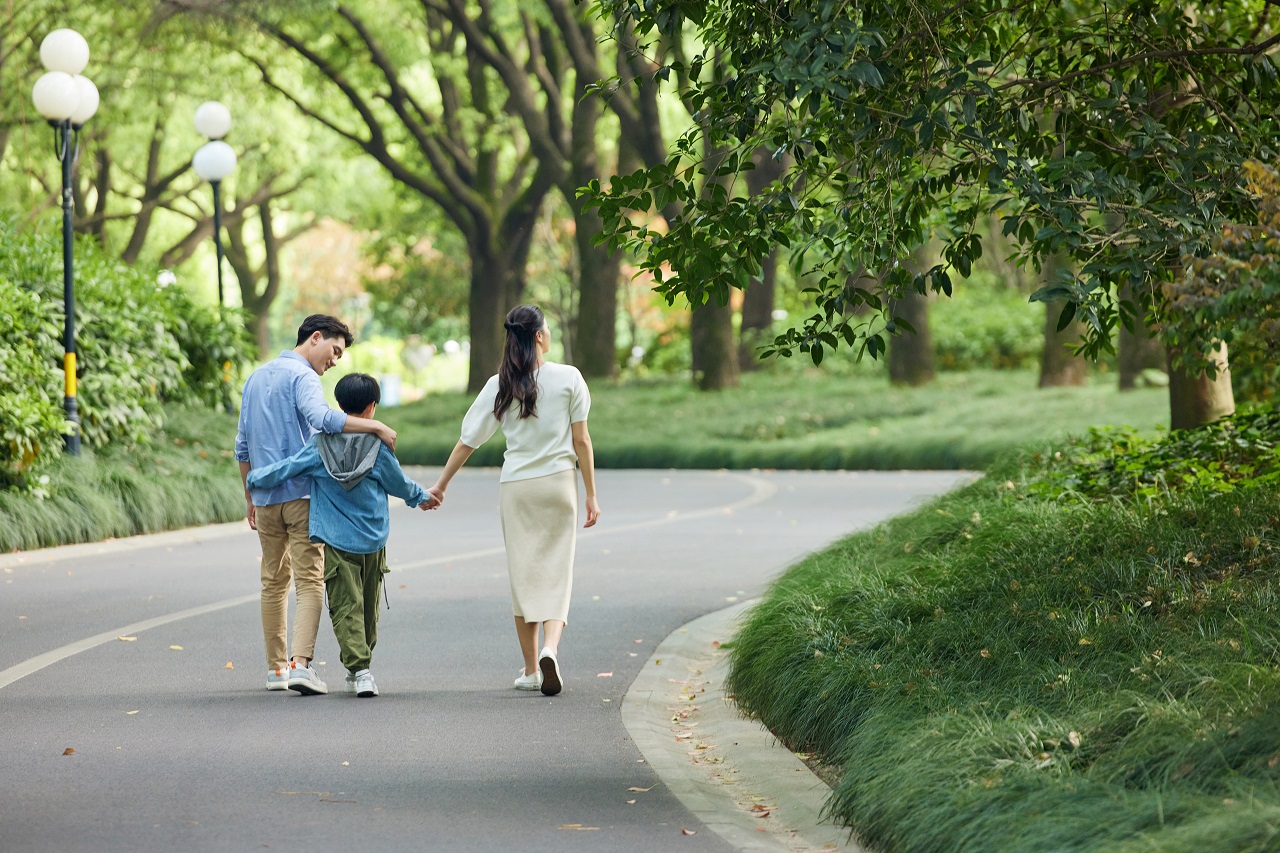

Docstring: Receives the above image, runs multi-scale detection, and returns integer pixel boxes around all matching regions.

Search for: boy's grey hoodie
[245,432,427,554]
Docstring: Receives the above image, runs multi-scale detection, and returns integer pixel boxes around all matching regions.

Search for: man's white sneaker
[266,667,289,691]
[513,669,543,691]
[538,647,562,696]
[287,661,328,695]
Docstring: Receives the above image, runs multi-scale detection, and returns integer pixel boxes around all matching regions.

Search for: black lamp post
[31,28,99,456]
[192,101,236,314]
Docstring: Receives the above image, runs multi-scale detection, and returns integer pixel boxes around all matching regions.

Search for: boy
[246,373,435,697]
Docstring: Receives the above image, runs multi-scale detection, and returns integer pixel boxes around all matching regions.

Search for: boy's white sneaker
[353,669,378,698]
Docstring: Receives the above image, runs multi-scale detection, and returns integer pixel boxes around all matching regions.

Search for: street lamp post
[192,102,236,314]
[31,28,99,456]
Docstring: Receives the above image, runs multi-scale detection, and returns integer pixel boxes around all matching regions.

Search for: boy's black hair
[296,314,354,347]
[334,373,380,414]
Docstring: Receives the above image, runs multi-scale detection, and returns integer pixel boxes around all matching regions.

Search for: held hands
[584,495,601,528]
[419,490,442,511]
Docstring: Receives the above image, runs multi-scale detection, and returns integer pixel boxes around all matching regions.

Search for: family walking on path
[235,306,599,699]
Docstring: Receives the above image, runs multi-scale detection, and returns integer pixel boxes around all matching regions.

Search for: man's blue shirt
[234,351,347,506]
[245,438,427,554]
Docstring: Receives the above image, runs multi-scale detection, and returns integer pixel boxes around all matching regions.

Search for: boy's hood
[315,433,380,490]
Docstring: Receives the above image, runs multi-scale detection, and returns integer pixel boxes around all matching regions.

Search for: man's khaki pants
[256,499,324,670]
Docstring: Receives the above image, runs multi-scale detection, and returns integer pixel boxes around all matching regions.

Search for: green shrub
[1033,408,1280,501]
[728,425,1280,852]
[931,278,1043,370]
[0,220,250,487]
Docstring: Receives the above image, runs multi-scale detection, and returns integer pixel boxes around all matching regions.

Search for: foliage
[930,276,1043,370]
[390,370,1166,470]
[1165,158,1280,401]
[362,226,470,339]
[1031,408,1280,502]
[0,221,250,488]
[728,444,1280,851]
[588,1,1279,372]
[0,406,246,551]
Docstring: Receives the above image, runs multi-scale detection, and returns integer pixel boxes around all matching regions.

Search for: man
[234,314,397,696]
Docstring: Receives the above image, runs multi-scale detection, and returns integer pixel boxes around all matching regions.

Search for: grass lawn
[389,368,1169,470]
[727,420,1280,852]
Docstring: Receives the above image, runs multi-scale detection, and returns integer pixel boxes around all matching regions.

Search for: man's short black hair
[296,314,354,347]
[334,373,380,414]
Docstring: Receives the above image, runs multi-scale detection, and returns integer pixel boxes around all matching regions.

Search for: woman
[428,305,600,696]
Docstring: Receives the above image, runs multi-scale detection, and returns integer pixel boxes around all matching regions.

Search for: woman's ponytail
[494,305,544,419]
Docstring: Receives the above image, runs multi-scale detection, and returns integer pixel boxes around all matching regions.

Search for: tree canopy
[588,0,1280,370]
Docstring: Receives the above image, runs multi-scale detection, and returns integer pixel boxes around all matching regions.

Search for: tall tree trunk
[691,299,740,391]
[888,291,934,386]
[1039,299,1088,387]
[1118,283,1165,390]
[887,246,935,386]
[738,146,789,372]
[1038,259,1086,388]
[572,204,621,379]
[467,225,535,392]
[1167,343,1234,429]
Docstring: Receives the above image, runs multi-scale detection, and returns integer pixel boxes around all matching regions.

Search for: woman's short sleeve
[569,369,591,423]
[460,375,502,447]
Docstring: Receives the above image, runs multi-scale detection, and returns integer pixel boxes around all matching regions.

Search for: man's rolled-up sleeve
[296,371,347,435]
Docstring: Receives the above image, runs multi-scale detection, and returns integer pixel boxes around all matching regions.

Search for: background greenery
[0,221,248,490]
[392,370,1164,469]
[1,369,1167,552]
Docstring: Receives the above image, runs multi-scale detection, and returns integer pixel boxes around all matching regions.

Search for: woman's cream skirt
[499,468,578,624]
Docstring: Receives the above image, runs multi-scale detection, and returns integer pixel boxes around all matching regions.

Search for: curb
[622,600,866,852]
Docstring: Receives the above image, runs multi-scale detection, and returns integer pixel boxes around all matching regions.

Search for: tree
[887,245,934,387]
[738,145,789,372]
[590,1,1279,426]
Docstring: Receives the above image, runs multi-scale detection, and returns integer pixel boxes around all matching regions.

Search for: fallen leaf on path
[341,761,350,766]
[62,748,75,756]
[558,824,600,831]
[225,662,234,669]
[117,636,137,642]
[126,710,139,715]
[626,799,636,805]
[169,645,183,651]
[597,672,613,678]
[633,639,644,644]
[627,786,654,792]
[681,828,696,836]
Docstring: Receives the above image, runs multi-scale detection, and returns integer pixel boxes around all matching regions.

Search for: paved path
[0,469,970,852]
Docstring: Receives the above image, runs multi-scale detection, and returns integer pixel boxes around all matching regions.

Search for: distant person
[235,315,397,696]
[246,373,436,698]
[428,305,600,696]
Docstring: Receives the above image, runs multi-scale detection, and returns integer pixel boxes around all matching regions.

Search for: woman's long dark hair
[494,305,544,419]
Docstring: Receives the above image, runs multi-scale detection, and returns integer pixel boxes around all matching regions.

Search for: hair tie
[504,321,516,331]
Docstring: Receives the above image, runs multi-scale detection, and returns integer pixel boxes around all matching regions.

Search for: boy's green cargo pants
[323,544,388,673]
